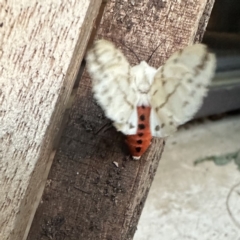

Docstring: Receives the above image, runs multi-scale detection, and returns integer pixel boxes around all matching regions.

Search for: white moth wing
[149,44,216,137]
[86,40,138,135]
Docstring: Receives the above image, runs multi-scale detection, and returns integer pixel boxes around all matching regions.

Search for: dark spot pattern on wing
[155,82,181,112]
[194,51,209,76]
[129,123,135,129]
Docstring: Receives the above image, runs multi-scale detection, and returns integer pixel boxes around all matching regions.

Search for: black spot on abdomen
[139,114,145,121]
[138,124,145,130]
[135,147,141,153]
[137,140,142,144]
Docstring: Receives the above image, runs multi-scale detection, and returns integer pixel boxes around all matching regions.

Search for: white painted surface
[134,115,240,240]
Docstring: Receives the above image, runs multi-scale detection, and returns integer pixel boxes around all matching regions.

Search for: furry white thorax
[131,61,158,106]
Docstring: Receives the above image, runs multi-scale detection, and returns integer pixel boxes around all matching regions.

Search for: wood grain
[0,1,101,240]
[28,0,215,239]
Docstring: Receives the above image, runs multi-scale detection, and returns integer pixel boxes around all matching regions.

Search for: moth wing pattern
[149,44,216,137]
[86,40,138,135]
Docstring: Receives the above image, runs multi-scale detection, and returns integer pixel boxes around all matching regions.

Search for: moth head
[131,62,151,94]
[131,61,156,94]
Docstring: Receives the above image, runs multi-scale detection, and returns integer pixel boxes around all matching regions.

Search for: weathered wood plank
[28,0,215,239]
[194,0,215,42]
[0,1,102,240]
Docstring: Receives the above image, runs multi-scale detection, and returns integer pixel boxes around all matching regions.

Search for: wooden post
[28,0,215,239]
[0,1,102,240]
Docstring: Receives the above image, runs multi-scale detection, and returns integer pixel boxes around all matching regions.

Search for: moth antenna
[146,43,161,64]
[118,41,141,63]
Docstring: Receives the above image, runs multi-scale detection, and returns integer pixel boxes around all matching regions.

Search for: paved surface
[134,114,240,240]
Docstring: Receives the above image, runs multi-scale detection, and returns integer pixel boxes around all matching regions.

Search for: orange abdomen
[125,106,152,159]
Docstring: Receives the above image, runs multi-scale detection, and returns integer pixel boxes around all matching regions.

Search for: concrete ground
[134,113,240,240]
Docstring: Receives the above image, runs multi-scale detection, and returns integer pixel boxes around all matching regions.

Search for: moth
[86,40,216,160]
